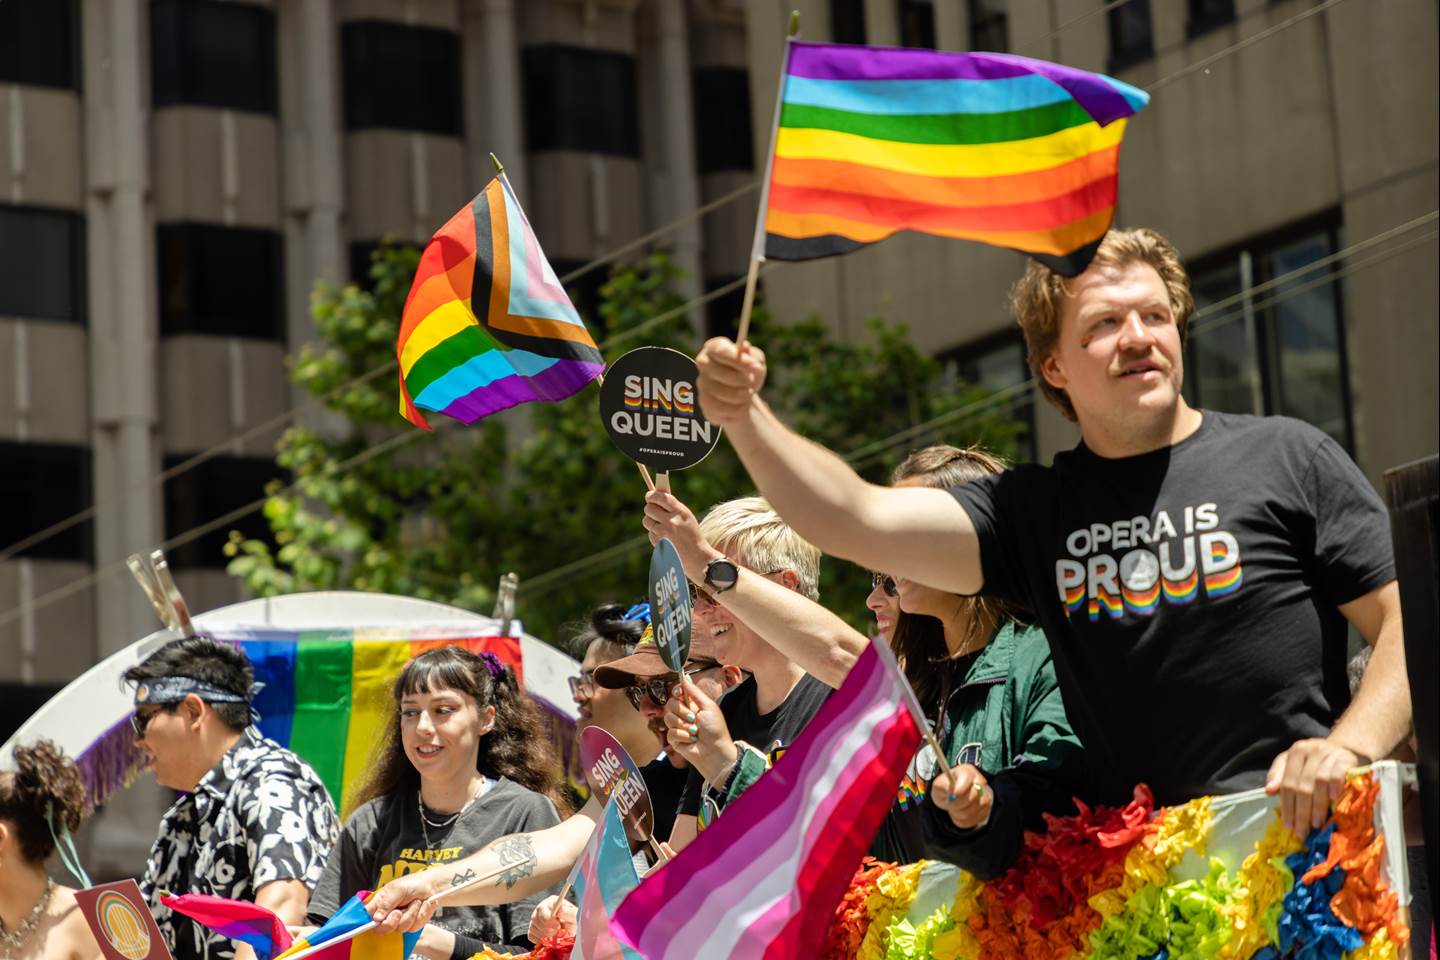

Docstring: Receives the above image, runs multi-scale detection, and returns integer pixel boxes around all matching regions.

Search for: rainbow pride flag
[761,42,1149,276]
[397,173,604,429]
[160,893,293,960]
[221,628,522,815]
[610,635,924,959]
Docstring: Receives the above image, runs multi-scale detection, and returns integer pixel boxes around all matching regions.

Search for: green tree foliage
[227,246,1026,642]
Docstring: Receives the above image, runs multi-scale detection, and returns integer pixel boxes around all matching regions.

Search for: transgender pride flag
[610,636,924,959]
[570,798,643,960]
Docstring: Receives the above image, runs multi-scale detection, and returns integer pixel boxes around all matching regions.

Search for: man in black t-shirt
[693,227,1410,834]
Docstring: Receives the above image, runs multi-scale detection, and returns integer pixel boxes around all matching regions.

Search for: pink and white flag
[609,636,925,959]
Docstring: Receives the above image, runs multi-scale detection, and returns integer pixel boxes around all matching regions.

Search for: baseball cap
[593,626,726,689]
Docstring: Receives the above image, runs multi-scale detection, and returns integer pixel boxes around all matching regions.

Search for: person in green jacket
[643,445,1085,877]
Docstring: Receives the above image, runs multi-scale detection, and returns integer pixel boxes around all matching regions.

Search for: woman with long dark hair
[306,647,564,956]
[0,741,98,960]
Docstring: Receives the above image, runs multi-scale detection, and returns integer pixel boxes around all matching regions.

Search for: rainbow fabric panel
[397,173,604,430]
[763,42,1149,276]
[207,627,523,816]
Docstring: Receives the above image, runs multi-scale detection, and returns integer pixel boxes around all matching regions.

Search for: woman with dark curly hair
[0,740,98,960]
[305,647,563,957]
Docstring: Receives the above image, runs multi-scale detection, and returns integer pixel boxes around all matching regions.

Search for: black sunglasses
[624,660,723,711]
[130,704,175,738]
[871,572,898,597]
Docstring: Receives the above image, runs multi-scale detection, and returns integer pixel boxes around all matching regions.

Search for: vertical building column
[935,3,969,51]
[465,0,526,198]
[655,2,703,326]
[863,0,897,45]
[83,0,162,655]
[279,0,345,348]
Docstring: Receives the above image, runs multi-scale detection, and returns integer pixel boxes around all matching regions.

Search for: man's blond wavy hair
[698,497,821,601]
[1010,227,1195,421]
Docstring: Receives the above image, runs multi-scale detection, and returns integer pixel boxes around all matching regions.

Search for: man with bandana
[125,636,339,960]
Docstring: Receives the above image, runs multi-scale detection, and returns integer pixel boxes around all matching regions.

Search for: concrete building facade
[0,0,1435,875]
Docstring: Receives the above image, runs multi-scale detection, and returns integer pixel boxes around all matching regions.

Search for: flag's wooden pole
[276,922,378,960]
[734,11,800,346]
[733,258,763,346]
[647,834,671,862]
[553,874,578,911]
[491,153,654,492]
[925,728,957,785]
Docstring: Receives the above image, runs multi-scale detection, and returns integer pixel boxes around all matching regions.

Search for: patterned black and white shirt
[140,727,340,960]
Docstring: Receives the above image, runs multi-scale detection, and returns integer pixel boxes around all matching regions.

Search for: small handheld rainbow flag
[759,41,1149,276]
[397,172,605,429]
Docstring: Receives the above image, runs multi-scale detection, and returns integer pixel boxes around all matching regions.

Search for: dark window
[151,0,277,113]
[1183,216,1353,450]
[899,0,936,49]
[164,455,281,569]
[968,0,1009,53]
[548,258,609,329]
[0,442,91,562]
[341,20,462,136]
[0,205,85,324]
[0,0,80,89]
[829,0,866,44]
[157,223,284,339]
[523,46,639,157]
[704,274,751,341]
[1187,0,1236,38]
[693,68,754,175]
[940,333,1036,463]
[0,685,65,744]
[1108,0,1154,72]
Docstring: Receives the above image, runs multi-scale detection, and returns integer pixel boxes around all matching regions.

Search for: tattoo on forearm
[451,868,477,887]
[491,835,536,890]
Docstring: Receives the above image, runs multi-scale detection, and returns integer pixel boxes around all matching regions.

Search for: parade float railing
[817,763,1414,960]
[0,592,582,819]
[496,763,1417,960]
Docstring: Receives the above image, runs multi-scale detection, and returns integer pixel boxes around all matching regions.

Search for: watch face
[707,559,739,590]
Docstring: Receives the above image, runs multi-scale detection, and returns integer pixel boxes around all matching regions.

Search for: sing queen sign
[599,346,721,473]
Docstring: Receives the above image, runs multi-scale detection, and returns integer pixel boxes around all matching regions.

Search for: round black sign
[599,347,721,472]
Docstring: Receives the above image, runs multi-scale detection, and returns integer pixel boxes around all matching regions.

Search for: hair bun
[11,739,85,836]
[589,602,631,640]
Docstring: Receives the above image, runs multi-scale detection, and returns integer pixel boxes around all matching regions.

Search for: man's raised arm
[367,801,602,930]
[695,337,983,594]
